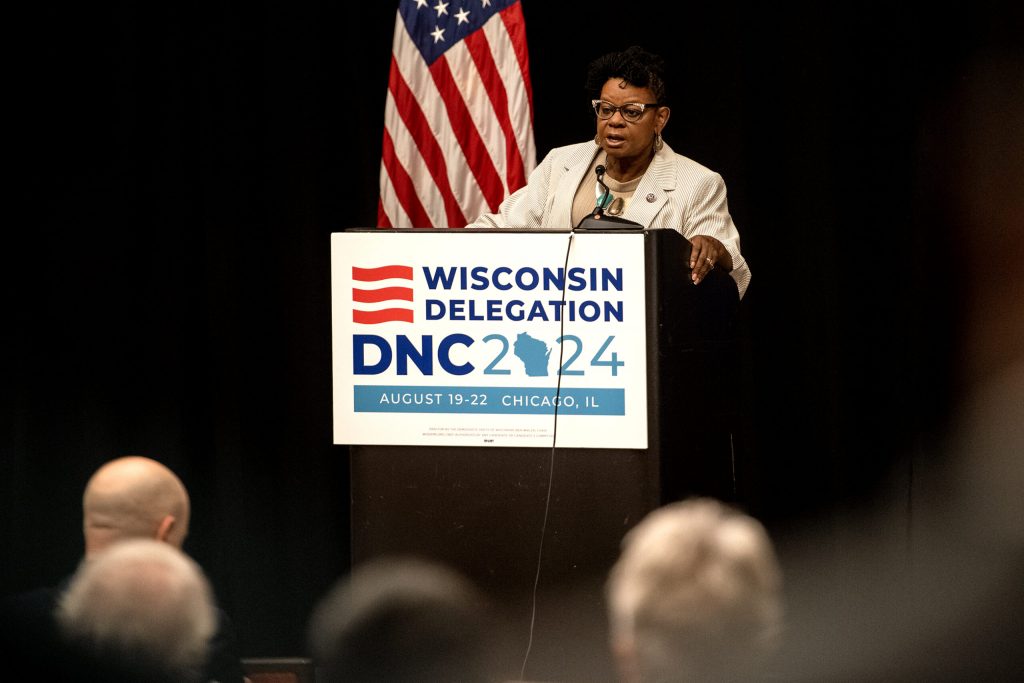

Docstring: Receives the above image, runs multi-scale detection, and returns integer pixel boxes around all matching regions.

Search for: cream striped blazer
[467,140,751,298]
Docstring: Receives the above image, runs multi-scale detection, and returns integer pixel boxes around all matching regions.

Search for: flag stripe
[385,89,447,228]
[353,308,415,325]
[377,197,393,228]
[352,286,414,304]
[429,55,506,212]
[352,265,414,281]
[499,3,533,117]
[487,8,535,173]
[378,161,409,229]
[463,30,526,192]
[443,41,510,196]
[380,127,434,229]
[387,57,468,227]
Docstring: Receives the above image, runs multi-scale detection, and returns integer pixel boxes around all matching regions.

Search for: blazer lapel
[623,143,677,228]
[550,143,601,229]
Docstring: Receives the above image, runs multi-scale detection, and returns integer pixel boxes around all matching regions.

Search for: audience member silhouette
[2,456,244,682]
[56,538,218,682]
[606,498,783,683]
[308,556,496,683]
[81,455,192,557]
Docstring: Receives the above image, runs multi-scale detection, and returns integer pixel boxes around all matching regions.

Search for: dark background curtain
[4,0,1019,663]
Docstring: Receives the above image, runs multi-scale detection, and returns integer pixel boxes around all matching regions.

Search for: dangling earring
[594,133,601,145]
[654,132,664,152]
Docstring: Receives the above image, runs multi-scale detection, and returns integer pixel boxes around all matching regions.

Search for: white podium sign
[331,230,648,448]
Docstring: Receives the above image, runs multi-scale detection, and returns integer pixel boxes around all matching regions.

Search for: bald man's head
[83,457,191,557]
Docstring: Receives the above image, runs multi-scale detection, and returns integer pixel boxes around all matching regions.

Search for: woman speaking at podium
[467,46,751,299]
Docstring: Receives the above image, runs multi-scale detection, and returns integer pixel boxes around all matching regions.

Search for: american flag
[378,0,536,228]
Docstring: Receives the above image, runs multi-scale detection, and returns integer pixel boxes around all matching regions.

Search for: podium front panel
[337,227,742,682]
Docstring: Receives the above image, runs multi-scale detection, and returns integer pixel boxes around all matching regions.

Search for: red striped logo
[352,265,414,324]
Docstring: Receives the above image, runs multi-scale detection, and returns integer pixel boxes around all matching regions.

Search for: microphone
[594,165,611,215]
[574,164,643,231]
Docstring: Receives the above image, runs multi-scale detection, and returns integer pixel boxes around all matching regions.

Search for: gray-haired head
[57,539,217,681]
[607,498,783,682]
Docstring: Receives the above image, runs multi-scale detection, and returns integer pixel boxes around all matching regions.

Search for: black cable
[519,228,576,680]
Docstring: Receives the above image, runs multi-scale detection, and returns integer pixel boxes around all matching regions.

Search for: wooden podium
[334,228,741,681]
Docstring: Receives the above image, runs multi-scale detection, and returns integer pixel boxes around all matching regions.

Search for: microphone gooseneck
[594,165,611,215]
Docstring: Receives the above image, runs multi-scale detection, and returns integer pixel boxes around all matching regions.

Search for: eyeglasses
[591,100,660,123]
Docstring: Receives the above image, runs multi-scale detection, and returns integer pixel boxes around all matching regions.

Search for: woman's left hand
[688,235,732,285]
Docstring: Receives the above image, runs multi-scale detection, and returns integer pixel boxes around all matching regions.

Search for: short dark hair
[585,46,668,104]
